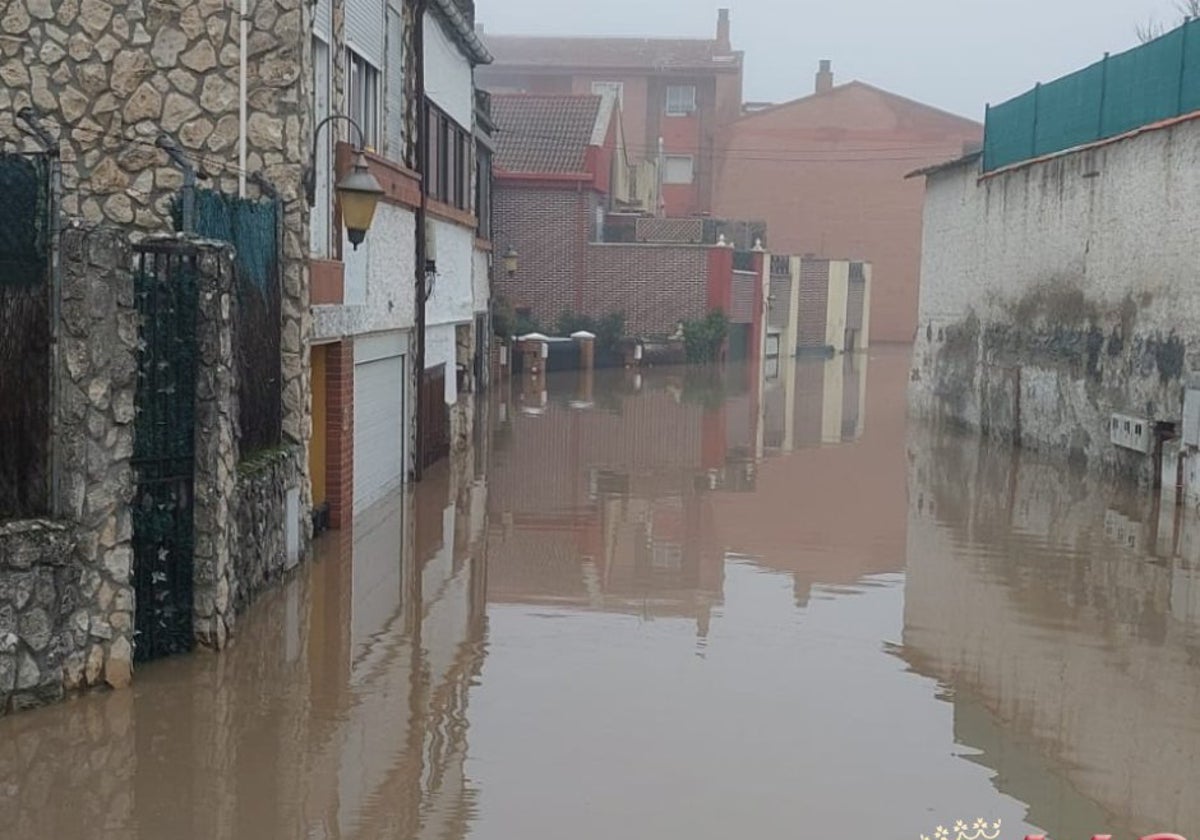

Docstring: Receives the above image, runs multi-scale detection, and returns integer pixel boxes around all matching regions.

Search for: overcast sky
[476,0,1184,119]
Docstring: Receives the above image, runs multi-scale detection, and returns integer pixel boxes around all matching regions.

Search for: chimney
[716,9,731,51]
[815,59,833,94]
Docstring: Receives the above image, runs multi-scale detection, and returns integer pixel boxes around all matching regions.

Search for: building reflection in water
[485,350,892,635]
[0,440,491,840]
[901,427,1200,838]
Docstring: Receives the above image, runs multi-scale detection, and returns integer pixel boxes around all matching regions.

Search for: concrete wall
[714,83,981,343]
[427,218,476,327]
[316,202,418,340]
[424,10,474,127]
[911,118,1200,480]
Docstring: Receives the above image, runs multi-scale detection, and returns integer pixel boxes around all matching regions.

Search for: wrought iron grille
[131,243,199,662]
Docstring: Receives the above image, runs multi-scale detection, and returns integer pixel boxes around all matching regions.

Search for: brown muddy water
[4,347,1200,839]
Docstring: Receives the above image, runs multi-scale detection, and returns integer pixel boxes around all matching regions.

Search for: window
[347,49,380,150]
[663,155,694,184]
[476,144,492,240]
[591,80,624,106]
[424,100,473,211]
[665,84,696,116]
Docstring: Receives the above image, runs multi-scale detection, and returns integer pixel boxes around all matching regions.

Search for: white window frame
[665,84,696,116]
[346,48,381,151]
[591,80,624,107]
[663,155,695,185]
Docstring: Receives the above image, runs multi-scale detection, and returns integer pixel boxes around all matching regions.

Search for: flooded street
[5,348,1200,838]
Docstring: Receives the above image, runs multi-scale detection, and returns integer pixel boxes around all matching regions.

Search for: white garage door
[354,333,406,514]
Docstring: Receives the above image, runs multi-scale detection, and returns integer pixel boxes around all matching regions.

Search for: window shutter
[314,0,332,39]
[345,0,385,67]
[385,7,406,161]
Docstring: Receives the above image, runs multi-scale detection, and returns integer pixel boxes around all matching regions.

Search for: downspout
[414,0,428,481]
[238,0,248,196]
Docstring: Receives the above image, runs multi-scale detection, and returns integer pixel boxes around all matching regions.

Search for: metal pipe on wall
[414,0,428,481]
[238,0,248,196]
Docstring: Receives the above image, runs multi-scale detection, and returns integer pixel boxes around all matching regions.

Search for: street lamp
[503,245,519,278]
[304,115,384,250]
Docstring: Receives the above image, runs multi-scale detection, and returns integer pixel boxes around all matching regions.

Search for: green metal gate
[131,242,199,663]
[0,152,52,518]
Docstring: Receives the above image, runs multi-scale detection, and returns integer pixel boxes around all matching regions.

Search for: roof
[482,34,741,72]
[734,81,981,130]
[492,94,607,174]
[430,0,492,65]
[905,150,982,179]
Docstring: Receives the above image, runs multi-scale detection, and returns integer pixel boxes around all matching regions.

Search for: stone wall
[0,230,140,715]
[232,446,303,613]
[911,119,1200,481]
[0,522,78,712]
[0,0,312,549]
[189,240,238,649]
[58,230,138,693]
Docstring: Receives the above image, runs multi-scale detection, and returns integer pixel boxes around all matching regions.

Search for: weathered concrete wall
[911,120,1200,480]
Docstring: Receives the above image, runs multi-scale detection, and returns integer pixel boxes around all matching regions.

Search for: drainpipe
[238,0,248,196]
[414,0,428,481]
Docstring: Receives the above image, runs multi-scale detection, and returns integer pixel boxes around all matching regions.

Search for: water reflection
[7,349,1200,838]
[902,428,1200,838]
[0,452,489,840]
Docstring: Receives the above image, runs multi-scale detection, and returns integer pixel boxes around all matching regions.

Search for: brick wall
[798,259,830,350]
[494,186,590,329]
[584,244,710,337]
[714,83,981,343]
[325,341,354,529]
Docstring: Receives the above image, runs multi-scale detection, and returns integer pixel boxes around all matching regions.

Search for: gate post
[190,243,239,649]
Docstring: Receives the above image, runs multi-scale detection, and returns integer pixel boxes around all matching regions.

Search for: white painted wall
[426,322,458,404]
[911,118,1200,474]
[427,218,476,327]
[423,11,473,127]
[314,202,418,340]
[472,246,491,315]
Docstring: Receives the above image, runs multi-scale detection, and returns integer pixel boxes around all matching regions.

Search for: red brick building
[714,64,981,343]
[493,92,754,341]
[478,9,744,216]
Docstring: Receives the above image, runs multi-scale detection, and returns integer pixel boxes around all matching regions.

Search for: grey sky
[476,0,1181,120]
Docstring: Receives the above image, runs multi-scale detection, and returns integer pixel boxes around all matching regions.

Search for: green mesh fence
[0,153,49,287]
[178,188,282,454]
[985,18,1200,171]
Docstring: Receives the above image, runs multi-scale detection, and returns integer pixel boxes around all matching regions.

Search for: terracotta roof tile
[492,94,604,174]
[483,34,740,71]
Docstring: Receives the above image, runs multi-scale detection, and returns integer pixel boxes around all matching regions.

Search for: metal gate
[131,243,199,662]
[0,152,52,519]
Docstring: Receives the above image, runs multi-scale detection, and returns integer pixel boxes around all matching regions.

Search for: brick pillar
[325,340,354,529]
[572,331,595,404]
